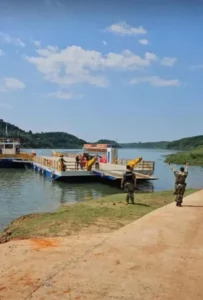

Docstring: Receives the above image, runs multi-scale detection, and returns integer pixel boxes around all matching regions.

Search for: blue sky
[0,0,203,142]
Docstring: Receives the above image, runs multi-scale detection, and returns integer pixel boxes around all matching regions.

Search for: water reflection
[0,169,121,231]
[51,181,121,204]
[136,181,154,193]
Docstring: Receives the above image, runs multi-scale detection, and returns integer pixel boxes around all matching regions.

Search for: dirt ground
[1,190,203,300]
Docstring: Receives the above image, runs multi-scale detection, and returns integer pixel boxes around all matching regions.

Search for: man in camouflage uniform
[121,165,136,204]
[168,162,188,205]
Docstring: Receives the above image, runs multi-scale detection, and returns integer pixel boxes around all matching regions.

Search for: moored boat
[0,138,33,168]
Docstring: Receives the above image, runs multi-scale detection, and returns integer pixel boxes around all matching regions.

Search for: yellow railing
[65,153,82,158]
[52,151,82,158]
[33,156,59,169]
[33,156,87,172]
[0,153,33,160]
[117,159,154,171]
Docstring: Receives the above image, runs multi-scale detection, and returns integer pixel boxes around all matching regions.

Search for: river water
[1,148,203,231]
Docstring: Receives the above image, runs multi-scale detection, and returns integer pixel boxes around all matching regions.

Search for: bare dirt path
[1,191,203,300]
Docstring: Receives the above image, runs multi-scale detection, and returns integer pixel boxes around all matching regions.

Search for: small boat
[0,138,33,168]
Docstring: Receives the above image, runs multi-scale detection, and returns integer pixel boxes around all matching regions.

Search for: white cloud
[160,57,177,67]
[0,77,25,91]
[56,0,66,8]
[0,49,5,56]
[0,103,13,109]
[33,40,41,47]
[130,76,180,87]
[190,64,203,70]
[145,52,157,62]
[102,40,107,46]
[36,45,59,56]
[139,39,149,45]
[48,90,75,99]
[44,0,66,8]
[0,32,25,47]
[106,22,147,36]
[25,45,159,87]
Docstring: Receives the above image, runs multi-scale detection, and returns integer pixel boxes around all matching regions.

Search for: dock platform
[32,156,158,186]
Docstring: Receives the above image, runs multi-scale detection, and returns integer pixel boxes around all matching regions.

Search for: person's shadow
[133,203,151,207]
[183,205,203,208]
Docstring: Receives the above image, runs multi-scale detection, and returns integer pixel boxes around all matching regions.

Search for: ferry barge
[52,143,155,177]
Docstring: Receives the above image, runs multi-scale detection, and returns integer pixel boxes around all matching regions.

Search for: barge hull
[0,159,32,168]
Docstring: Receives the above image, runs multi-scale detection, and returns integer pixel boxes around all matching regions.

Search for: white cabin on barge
[0,138,20,155]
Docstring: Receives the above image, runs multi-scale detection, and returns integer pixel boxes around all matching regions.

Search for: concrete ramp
[1,191,203,299]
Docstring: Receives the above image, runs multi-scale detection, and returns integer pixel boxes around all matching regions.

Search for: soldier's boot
[130,195,135,204]
[179,195,183,206]
[126,195,129,204]
[175,195,178,205]
[176,195,183,207]
[177,201,182,207]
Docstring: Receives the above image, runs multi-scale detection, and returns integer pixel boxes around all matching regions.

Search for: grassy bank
[0,190,196,243]
[165,149,203,166]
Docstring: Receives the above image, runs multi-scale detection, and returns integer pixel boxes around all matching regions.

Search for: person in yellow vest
[95,155,101,170]
[75,154,80,170]
[58,155,66,171]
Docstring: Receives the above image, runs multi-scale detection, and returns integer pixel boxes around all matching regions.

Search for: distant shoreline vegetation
[164,149,203,166]
[1,119,203,153]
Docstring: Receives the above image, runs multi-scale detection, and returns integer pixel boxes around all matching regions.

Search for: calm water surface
[1,148,203,231]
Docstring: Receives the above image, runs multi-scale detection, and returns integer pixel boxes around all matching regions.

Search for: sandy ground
[1,190,203,300]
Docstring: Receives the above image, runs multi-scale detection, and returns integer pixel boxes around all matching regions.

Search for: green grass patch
[165,149,203,166]
[1,190,196,241]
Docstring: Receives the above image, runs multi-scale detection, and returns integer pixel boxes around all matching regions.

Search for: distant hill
[95,139,121,147]
[120,141,168,149]
[1,119,203,150]
[121,136,203,150]
[0,119,86,149]
[165,135,203,150]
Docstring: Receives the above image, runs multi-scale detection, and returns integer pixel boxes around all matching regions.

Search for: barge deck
[32,156,158,185]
